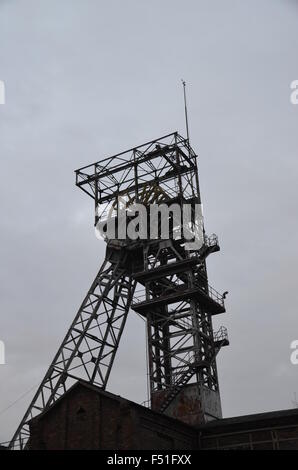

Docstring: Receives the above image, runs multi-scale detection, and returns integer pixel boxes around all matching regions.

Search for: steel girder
[10,132,228,447]
[133,239,221,410]
[9,246,136,449]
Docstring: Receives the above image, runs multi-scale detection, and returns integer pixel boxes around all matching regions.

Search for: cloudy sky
[0,0,298,443]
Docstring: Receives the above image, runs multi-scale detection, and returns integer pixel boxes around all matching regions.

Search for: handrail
[214,326,228,343]
[132,280,224,308]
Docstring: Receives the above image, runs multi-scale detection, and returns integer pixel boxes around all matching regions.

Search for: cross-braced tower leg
[9,243,136,449]
[132,237,228,425]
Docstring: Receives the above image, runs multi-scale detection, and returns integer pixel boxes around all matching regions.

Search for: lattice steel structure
[10,132,228,449]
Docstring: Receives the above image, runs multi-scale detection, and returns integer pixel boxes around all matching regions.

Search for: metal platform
[133,257,202,283]
[132,284,225,315]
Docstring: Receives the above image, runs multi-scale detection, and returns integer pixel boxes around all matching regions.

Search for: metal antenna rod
[181,79,190,143]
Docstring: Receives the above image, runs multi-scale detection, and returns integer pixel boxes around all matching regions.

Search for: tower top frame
[75,132,200,208]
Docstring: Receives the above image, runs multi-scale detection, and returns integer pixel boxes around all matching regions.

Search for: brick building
[28,381,298,450]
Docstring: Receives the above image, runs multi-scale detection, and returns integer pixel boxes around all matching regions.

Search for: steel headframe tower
[10,132,228,449]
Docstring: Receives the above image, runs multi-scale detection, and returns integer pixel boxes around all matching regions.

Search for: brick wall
[29,383,196,450]
[29,382,298,450]
[199,411,298,450]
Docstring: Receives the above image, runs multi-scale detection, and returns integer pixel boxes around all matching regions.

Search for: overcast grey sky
[0,0,298,443]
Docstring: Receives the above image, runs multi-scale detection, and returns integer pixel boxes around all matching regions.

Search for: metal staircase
[158,326,229,413]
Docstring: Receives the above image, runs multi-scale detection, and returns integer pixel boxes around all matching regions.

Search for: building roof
[28,380,195,431]
[199,407,298,434]
[29,379,298,434]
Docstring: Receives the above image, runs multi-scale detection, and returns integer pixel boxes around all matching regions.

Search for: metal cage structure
[10,131,228,449]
